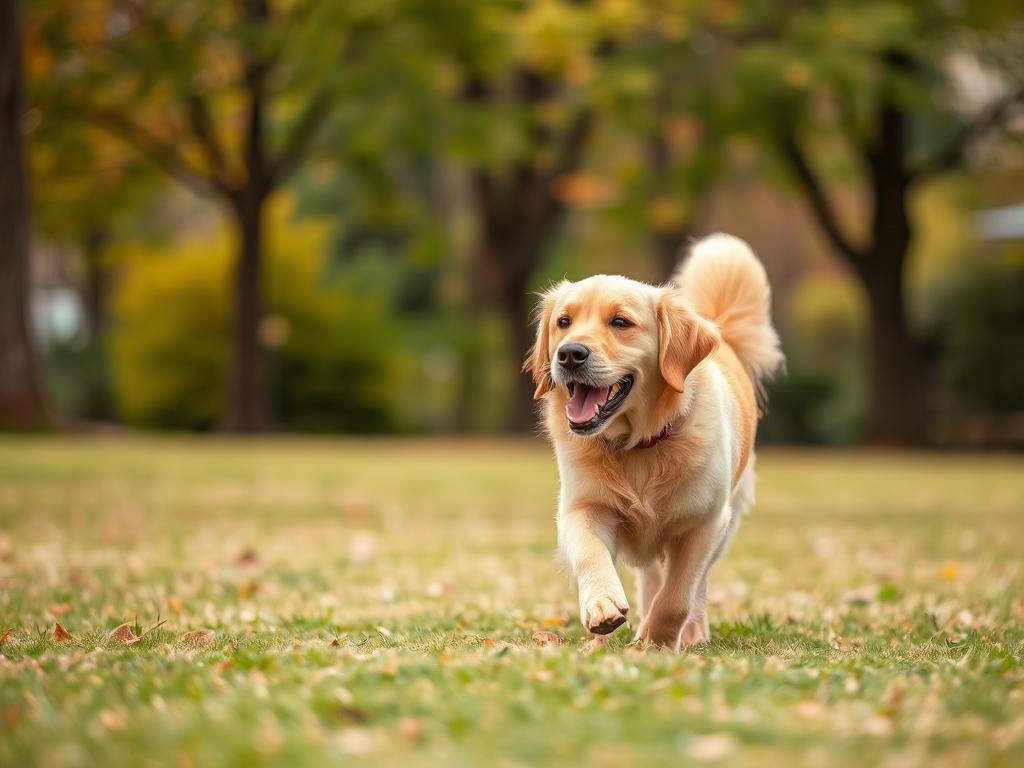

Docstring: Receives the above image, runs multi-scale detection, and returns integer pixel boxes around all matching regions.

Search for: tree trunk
[857,234,928,445]
[861,123,928,444]
[223,191,269,433]
[0,0,49,430]
[223,2,270,434]
[82,229,109,337]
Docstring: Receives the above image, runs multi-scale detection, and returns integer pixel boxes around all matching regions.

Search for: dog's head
[524,275,719,441]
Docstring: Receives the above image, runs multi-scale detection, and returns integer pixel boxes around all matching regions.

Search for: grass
[0,437,1022,767]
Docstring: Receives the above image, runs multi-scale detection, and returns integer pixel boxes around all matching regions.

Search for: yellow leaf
[550,173,616,208]
[940,562,959,581]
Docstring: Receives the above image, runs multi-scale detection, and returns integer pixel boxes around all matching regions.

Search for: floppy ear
[522,285,561,400]
[657,290,719,393]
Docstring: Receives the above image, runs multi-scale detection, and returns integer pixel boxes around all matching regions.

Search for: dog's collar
[636,422,673,449]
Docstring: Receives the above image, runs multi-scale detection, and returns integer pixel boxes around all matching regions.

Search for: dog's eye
[557,316,571,329]
[610,316,633,329]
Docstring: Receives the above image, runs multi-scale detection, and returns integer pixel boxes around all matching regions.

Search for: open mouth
[565,375,634,435]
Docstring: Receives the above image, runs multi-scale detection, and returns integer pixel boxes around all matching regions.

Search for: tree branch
[185,92,231,188]
[267,90,333,185]
[779,130,866,266]
[80,106,219,197]
[917,86,1024,179]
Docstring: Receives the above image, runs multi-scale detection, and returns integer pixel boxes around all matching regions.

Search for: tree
[26,113,160,338]
[723,2,1024,443]
[415,0,674,430]
[27,0,385,432]
[0,0,49,430]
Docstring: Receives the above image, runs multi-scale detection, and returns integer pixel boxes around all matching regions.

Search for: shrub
[936,253,1024,415]
[110,207,397,431]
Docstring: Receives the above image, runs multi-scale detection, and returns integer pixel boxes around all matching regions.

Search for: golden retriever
[524,234,784,651]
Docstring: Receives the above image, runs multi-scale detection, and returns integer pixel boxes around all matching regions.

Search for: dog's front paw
[581,593,629,635]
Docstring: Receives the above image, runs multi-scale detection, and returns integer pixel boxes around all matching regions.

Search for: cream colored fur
[525,234,783,651]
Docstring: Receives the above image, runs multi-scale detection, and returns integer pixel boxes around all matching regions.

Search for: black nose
[557,343,590,368]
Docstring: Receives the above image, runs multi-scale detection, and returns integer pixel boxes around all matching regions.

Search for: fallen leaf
[99,709,125,730]
[107,623,141,645]
[237,580,258,599]
[532,630,562,647]
[840,585,877,605]
[481,637,495,647]
[168,596,183,614]
[52,623,77,643]
[397,716,422,744]
[330,638,340,647]
[688,733,736,761]
[237,548,259,566]
[334,704,370,724]
[0,628,11,645]
[179,629,216,647]
[216,660,232,672]
[540,615,569,627]
[940,561,959,581]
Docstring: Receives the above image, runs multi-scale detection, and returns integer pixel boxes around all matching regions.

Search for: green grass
[0,438,1022,767]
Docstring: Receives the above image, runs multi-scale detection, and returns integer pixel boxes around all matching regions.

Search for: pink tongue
[566,384,610,424]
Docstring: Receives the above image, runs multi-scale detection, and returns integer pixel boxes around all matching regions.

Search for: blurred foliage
[18,0,1024,440]
[935,251,1024,415]
[43,336,114,422]
[110,203,397,431]
[762,274,868,444]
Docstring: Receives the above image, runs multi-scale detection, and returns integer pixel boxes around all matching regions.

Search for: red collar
[636,422,672,449]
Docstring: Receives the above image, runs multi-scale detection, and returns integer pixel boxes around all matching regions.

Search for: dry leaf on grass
[0,628,11,645]
[540,615,569,627]
[107,623,141,645]
[688,733,736,761]
[840,585,877,605]
[532,630,562,647]
[179,629,216,647]
[52,623,77,643]
[237,548,259,566]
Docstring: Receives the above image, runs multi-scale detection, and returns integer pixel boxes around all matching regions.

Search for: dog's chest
[605,453,721,563]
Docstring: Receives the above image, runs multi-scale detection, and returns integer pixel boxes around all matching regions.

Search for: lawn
[0,438,1021,767]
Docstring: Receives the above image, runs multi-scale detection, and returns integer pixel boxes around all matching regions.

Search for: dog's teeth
[608,384,618,401]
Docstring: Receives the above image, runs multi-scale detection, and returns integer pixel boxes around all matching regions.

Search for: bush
[936,254,1024,415]
[759,274,867,444]
[110,207,397,431]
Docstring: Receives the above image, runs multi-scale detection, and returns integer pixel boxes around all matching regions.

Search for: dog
[524,234,784,651]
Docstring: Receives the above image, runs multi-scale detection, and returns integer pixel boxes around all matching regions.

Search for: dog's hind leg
[635,560,664,621]
[633,508,729,651]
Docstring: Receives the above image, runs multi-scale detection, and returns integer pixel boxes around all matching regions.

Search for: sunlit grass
[0,438,1022,766]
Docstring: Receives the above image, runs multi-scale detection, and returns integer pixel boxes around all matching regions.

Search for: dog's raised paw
[582,595,629,635]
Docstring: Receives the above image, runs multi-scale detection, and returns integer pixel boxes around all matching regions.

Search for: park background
[2,0,1023,444]
[2,1,1024,767]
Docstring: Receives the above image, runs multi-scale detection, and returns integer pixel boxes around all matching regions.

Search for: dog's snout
[557,343,590,369]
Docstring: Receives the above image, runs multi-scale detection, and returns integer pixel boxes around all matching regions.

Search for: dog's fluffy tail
[673,234,784,403]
